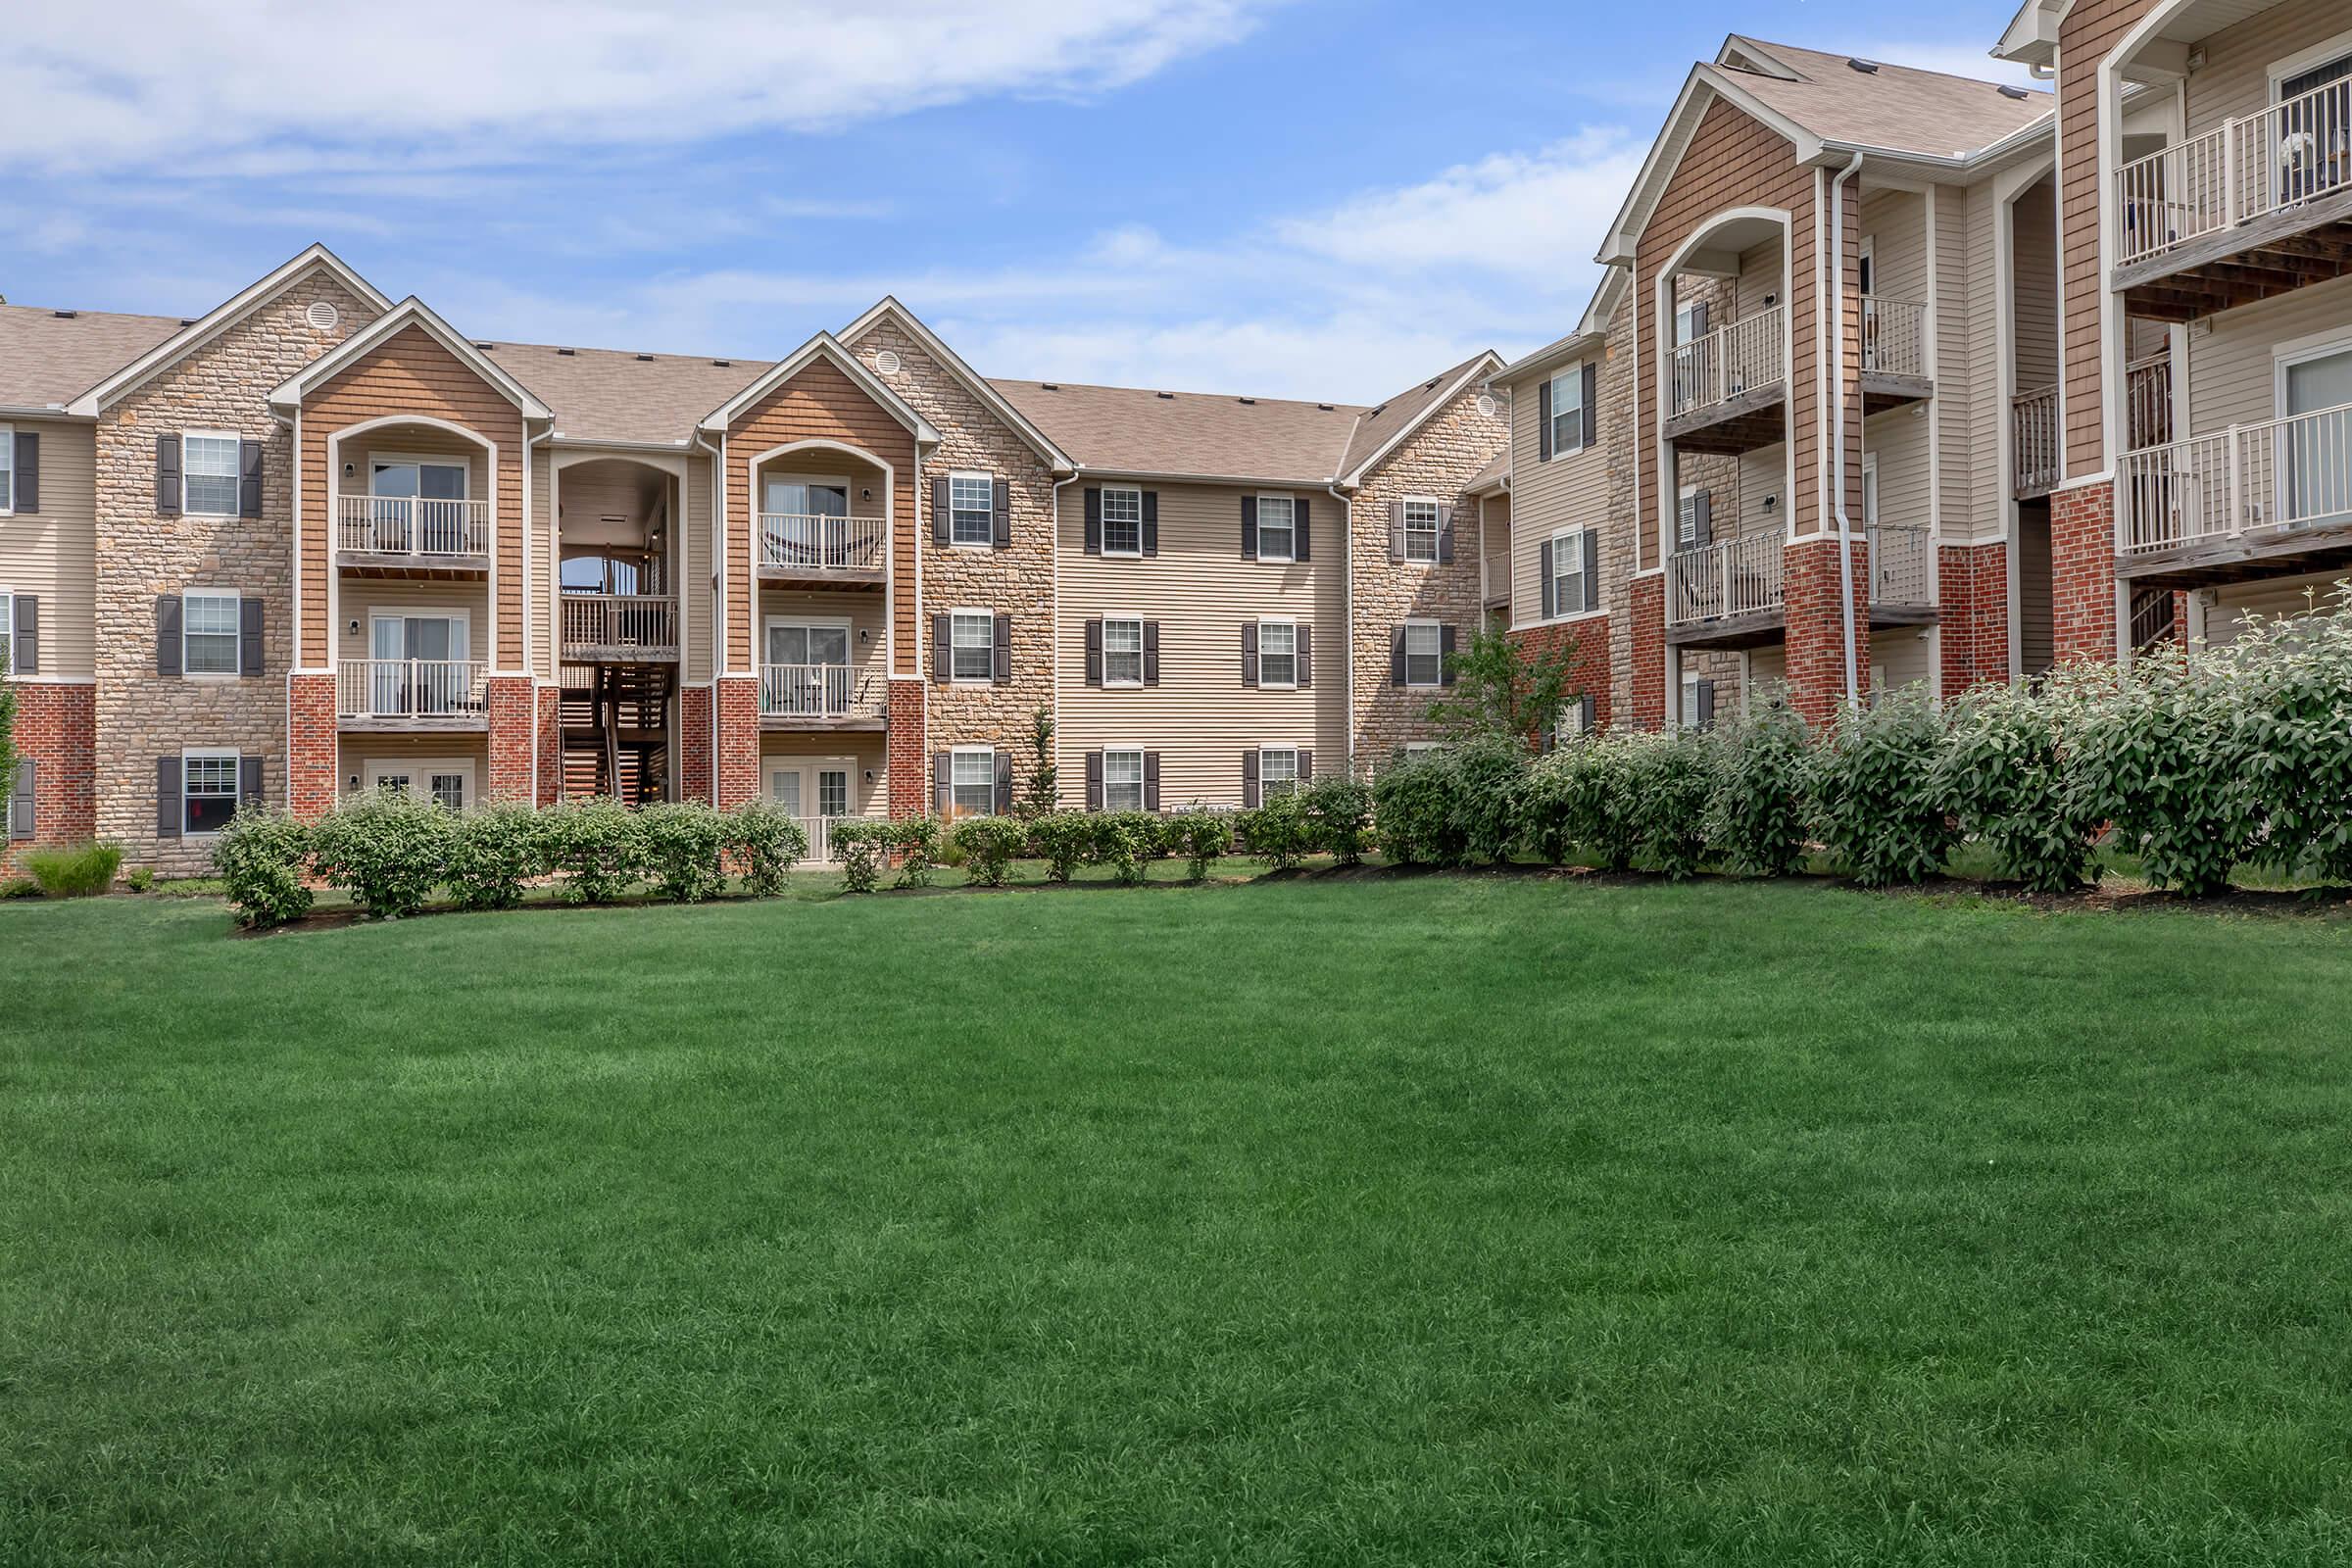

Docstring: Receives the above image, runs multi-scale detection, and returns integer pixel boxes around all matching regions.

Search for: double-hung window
[183,432,241,516]
[1103,749,1146,812]
[1401,499,1440,564]
[951,611,995,681]
[183,591,240,675]
[1257,620,1297,686]
[1677,486,1701,550]
[951,749,996,817]
[1550,530,1588,616]
[1102,616,1144,686]
[1256,495,1296,561]
[182,751,239,836]
[1402,621,1442,687]
[0,593,12,652]
[1259,747,1300,799]
[1102,487,1143,555]
[1548,368,1585,455]
[0,425,12,514]
[949,472,994,547]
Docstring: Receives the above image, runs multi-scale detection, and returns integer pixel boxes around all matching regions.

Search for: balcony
[1860,298,1933,411]
[1667,304,1788,454]
[2013,385,2061,500]
[1484,553,1511,610]
[758,663,888,731]
[336,494,490,572]
[757,513,887,589]
[1664,525,1936,650]
[561,593,678,662]
[336,660,488,730]
[2115,399,2352,587]
[2113,75,2352,318]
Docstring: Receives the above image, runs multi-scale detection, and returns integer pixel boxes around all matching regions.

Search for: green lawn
[6,878,2352,1565]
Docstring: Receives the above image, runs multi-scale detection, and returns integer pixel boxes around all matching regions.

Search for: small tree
[1021,706,1058,817]
[1423,627,1582,747]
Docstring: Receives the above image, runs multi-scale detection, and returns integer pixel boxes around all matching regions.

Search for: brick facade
[485,675,536,803]
[5,681,96,867]
[713,675,760,811]
[1782,536,1871,730]
[1506,615,1613,735]
[678,684,714,806]
[1629,573,1665,729]
[2051,478,2118,663]
[886,677,926,817]
[287,672,336,821]
[1937,542,2011,695]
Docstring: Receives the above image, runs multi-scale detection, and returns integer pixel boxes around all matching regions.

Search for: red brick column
[1629,573,1665,730]
[1507,616,1613,734]
[1783,535,1871,730]
[2052,478,2118,663]
[288,672,338,821]
[535,685,563,806]
[4,682,96,865]
[485,675,537,803]
[713,674,760,811]
[1937,542,2012,695]
[887,677,927,817]
[677,684,714,805]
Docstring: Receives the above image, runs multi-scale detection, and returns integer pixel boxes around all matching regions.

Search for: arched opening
[556,456,683,804]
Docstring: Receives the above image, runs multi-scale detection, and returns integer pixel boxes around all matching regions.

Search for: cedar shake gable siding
[2058,0,2158,480]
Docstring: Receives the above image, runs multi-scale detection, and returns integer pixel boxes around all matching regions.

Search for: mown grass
[4,878,2351,1565]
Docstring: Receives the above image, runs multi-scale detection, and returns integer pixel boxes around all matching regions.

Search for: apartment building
[0,249,1503,872]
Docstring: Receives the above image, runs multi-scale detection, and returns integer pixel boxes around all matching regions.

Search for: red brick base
[1784,535,1871,729]
[1938,541,2011,695]
[1507,615,1612,734]
[4,681,96,867]
[1629,573,1664,730]
[486,676,536,803]
[887,678,927,817]
[288,672,337,821]
[714,675,760,811]
[677,684,713,805]
[2053,478,2118,663]
[536,683,563,807]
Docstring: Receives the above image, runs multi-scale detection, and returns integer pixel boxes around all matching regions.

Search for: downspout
[523,418,548,808]
[690,424,724,807]
[1830,150,1865,711]
[1051,469,1082,808]
[1327,480,1353,771]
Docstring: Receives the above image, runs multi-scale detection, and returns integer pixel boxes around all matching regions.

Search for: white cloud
[0,0,1283,172]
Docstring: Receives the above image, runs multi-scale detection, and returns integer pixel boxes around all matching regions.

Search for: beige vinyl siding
[1748,645,1786,692]
[1861,188,1928,311]
[2011,176,2061,392]
[1735,237,1784,318]
[1932,182,1976,543]
[529,443,554,680]
[1477,491,1511,612]
[1964,177,2004,543]
[2185,273,2352,436]
[1734,442,1786,537]
[1503,360,1607,630]
[0,417,96,677]
[753,588,887,694]
[1871,626,1933,691]
[2183,1,2352,139]
[2205,568,2346,647]
[1055,479,1345,809]
[335,734,491,800]
[1864,407,1932,529]
[337,582,490,664]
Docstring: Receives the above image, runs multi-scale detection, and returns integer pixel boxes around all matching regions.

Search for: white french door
[370,613,470,716]
[2283,345,2352,529]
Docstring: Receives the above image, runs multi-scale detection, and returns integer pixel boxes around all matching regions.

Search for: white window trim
[1254,493,1297,562]
[1546,366,1586,458]
[2269,29,2352,95]
[1400,496,1442,565]
[1675,303,1702,348]
[949,606,996,686]
[1254,613,1299,689]
[760,471,853,511]
[365,606,473,662]
[1100,484,1145,558]
[182,588,243,681]
[949,744,998,817]
[181,428,243,517]
[1101,613,1146,689]
[1101,745,1148,812]
[368,451,471,499]
[0,590,13,646]
[2273,328,2352,419]
[1401,617,1443,689]
[1404,740,1445,755]
[762,613,854,660]
[1547,528,1589,620]
[180,747,240,839]
[0,421,13,517]
[764,755,860,819]
[363,757,478,810]
[1257,745,1301,798]
[1861,452,1880,528]
[947,468,996,550]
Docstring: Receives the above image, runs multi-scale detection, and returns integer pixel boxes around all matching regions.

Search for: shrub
[1931,672,2101,894]
[1029,812,1093,883]
[1708,697,1811,877]
[2070,646,2258,896]
[1168,810,1232,881]
[21,841,123,897]
[890,815,941,889]
[1091,811,1164,884]
[832,819,888,893]
[726,800,808,898]
[124,866,157,894]
[542,796,648,906]
[1805,685,1959,887]
[445,802,547,911]
[1301,771,1374,866]
[1238,791,1318,871]
[1370,752,1458,866]
[2227,596,2352,885]
[1624,728,1717,880]
[639,802,728,903]
[1448,736,1531,866]
[310,789,452,918]
[953,815,1028,887]
[1519,738,1641,870]
[211,809,317,927]
[0,876,37,900]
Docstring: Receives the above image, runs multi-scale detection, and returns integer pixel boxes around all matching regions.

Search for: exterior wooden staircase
[559,662,674,804]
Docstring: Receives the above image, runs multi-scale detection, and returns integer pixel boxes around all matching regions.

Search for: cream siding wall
[2011,178,2061,392]
[1,417,97,677]
[1861,188,1928,310]
[1734,442,1786,537]
[2185,273,2352,436]
[1735,237,1784,318]
[684,451,714,683]
[2204,569,2350,647]
[1055,479,1346,809]
[1871,625,1934,691]
[1864,407,1933,529]
[1932,182,1976,543]
[1964,178,2005,543]
[753,588,887,689]
[2182,2,2352,138]
[1504,356,1607,630]
[337,581,491,664]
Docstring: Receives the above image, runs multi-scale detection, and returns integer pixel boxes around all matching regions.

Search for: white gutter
[1830,150,1865,712]
[690,424,725,807]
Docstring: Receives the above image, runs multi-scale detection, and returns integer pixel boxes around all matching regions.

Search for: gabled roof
[987,378,1367,485]
[268,296,552,419]
[840,297,1073,470]
[699,330,940,444]
[66,244,392,416]
[1338,350,1504,486]
[1463,448,1510,496]
[1991,0,2065,69]
[0,303,182,414]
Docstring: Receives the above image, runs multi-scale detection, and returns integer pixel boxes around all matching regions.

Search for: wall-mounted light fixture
[348,617,360,635]
[342,461,356,479]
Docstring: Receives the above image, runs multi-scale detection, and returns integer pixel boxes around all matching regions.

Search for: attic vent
[1424,377,1441,390]
[1476,394,1498,418]
[180,318,197,326]
[1847,58,1880,74]
[557,347,576,357]
[475,342,496,350]
[305,300,338,330]
[1998,84,2031,99]
[712,358,731,368]
[874,350,902,375]
[1316,403,1333,412]
[1154,391,1174,400]
[635,353,654,362]
[52,310,76,318]
[1239,396,1256,406]
[1041,382,1059,391]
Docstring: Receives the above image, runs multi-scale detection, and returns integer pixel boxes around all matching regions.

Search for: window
[1258,619,1298,686]
[1256,495,1296,561]
[1402,621,1442,687]
[951,611,995,681]
[182,751,239,836]
[1675,303,1703,347]
[182,591,240,675]
[1550,530,1588,616]
[1102,616,1144,686]
[430,772,466,811]
[1102,487,1143,555]
[817,768,849,819]
[0,424,12,514]
[949,472,994,547]
[1857,236,1876,298]
[1103,749,1145,812]
[1678,485,1701,550]
[365,760,473,810]
[1259,747,1300,799]
[183,432,240,516]
[951,749,996,817]
[0,593,11,650]
[1548,368,1585,455]
[1401,498,1440,564]
[1861,454,1880,528]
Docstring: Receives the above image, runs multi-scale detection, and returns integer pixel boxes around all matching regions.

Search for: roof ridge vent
[634,353,655,362]
[1154,390,1174,399]
[556,347,575,356]
[52,309,77,318]
[1239,396,1256,406]
[1317,403,1334,412]
[1424,377,1440,390]
[1847,57,1880,74]
[712,358,731,368]
[1998,83,2032,99]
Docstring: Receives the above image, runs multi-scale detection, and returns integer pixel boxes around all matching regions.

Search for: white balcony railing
[336,659,487,720]
[793,815,849,864]
[1667,531,1785,626]
[2117,75,2352,268]
[1670,304,1788,418]
[561,593,677,656]
[336,493,489,558]
[2013,384,2061,495]
[2118,399,2352,553]
[1866,524,1935,607]
[758,662,887,721]
[1861,298,1930,380]
[760,513,887,573]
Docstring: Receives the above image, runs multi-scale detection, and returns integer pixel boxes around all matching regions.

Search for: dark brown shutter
[1695,680,1717,728]
[930,612,950,684]
[1439,624,1457,686]
[1390,626,1406,685]
[1580,693,1597,733]
[9,760,32,840]
[1580,361,1598,448]
[1141,491,1158,557]
[1298,749,1313,783]
[1540,538,1555,618]
[1691,490,1713,548]
[12,595,35,674]
[1242,749,1260,809]
[155,435,181,516]
[1241,621,1258,687]
[1143,753,1161,812]
[12,431,37,514]
[1537,376,1553,461]
[1388,499,1404,561]
[1437,506,1455,564]
[1296,623,1312,688]
[992,475,1010,548]
[156,595,183,676]
[1083,487,1102,554]
[1582,527,1599,612]
[994,751,1013,813]
[238,439,264,518]
[238,596,263,677]
[933,752,952,815]
[992,613,1011,685]
[156,757,180,838]
[932,475,951,544]
[1241,495,1258,560]
[1084,618,1103,686]
[1295,497,1310,561]
[1690,301,1709,339]
[1085,750,1104,811]
[238,755,263,808]
[1143,621,1159,686]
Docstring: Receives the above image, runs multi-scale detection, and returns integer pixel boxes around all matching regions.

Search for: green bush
[1369,752,1458,866]
[726,800,808,898]
[1091,811,1165,884]
[1168,811,1232,881]
[210,808,315,928]
[124,866,157,894]
[952,815,1028,887]
[1301,771,1374,866]
[1448,737,1532,866]
[1931,672,2101,894]
[890,815,941,889]
[21,841,123,897]
[832,819,888,893]
[0,876,38,900]
[1238,792,1318,871]
[310,789,453,918]
[542,796,648,906]
[639,802,728,903]
[2226,597,2352,885]
[1624,729,1717,880]
[1519,739,1641,870]
[445,802,547,911]
[2070,647,2257,896]
[1029,812,1093,883]
[1806,686,1958,887]
[1707,697,1812,877]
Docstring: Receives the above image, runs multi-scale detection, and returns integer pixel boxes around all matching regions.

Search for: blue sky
[0,0,2037,402]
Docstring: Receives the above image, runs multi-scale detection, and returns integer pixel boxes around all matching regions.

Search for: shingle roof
[1338,351,1499,481]
[1464,448,1510,495]
[0,303,184,411]
[987,378,1368,483]
[1720,37,2052,161]
[479,339,775,445]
